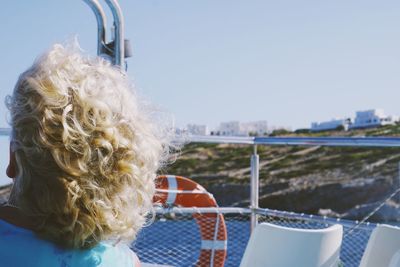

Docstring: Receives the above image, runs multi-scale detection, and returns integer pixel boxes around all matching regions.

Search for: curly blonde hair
[6,44,169,249]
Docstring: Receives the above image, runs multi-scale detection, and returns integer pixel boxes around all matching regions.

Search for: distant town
[179,109,399,137]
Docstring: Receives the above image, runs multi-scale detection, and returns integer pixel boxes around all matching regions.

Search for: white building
[241,121,269,136]
[216,120,268,136]
[349,109,398,129]
[311,118,351,132]
[218,121,242,136]
[186,124,209,136]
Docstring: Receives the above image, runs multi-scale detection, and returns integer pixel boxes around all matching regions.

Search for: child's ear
[6,144,17,179]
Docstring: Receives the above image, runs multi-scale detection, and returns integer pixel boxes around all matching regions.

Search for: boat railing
[185,134,400,231]
[154,207,377,231]
[81,0,106,56]
[189,134,400,147]
[82,0,126,67]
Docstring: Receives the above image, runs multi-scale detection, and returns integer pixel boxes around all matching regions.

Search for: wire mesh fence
[131,208,375,267]
[255,210,375,267]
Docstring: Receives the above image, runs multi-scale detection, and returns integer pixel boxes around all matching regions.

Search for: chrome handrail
[255,136,400,147]
[187,135,400,147]
[188,135,255,145]
[83,0,125,67]
[154,207,251,215]
[82,0,107,56]
[104,0,125,67]
[153,207,377,231]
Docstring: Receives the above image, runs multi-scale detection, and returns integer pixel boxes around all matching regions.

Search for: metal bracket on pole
[250,144,259,232]
[82,0,107,56]
[104,0,125,67]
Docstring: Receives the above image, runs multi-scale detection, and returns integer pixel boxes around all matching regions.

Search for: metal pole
[82,0,107,55]
[398,162,400,203]
[104,0,125,67]
[250,144,259,231]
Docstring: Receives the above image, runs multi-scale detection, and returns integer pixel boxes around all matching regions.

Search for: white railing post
[398,161,400,203]
[250,144,259,231]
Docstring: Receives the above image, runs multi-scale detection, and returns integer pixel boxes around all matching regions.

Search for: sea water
[134,219,370,267]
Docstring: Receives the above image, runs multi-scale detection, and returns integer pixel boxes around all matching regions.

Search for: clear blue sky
[0,0,400,130]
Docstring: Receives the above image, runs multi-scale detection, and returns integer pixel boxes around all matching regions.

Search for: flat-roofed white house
[216,120,269,136]
[217,121,242,136]
[311,118,352,132]
[186,124,209,136]
[349,109,398,129]
[241,121,269,136]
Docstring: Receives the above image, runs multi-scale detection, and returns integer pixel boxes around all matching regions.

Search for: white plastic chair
[359,224,400,267]
[389,250,400,267]
[239,222,343,267]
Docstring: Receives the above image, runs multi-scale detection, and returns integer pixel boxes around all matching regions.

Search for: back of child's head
[7,43,170,249]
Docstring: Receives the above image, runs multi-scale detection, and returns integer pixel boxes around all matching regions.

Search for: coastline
[0,183,10,204]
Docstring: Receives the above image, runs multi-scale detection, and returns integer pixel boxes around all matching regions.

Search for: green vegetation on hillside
[163,124,400,218]
[165,124,400,186]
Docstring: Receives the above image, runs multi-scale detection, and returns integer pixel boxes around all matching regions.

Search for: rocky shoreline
[201,176,400,223]
[0,184,10,204]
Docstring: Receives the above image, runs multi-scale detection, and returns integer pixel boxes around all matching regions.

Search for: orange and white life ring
[154,175,228,267]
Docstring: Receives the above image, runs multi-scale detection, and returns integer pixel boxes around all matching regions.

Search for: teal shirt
[0,219,136,267]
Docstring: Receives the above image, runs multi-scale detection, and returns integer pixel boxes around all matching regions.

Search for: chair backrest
[389,250,400,267]
[239,222,343,267]
[359,224,400,267]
